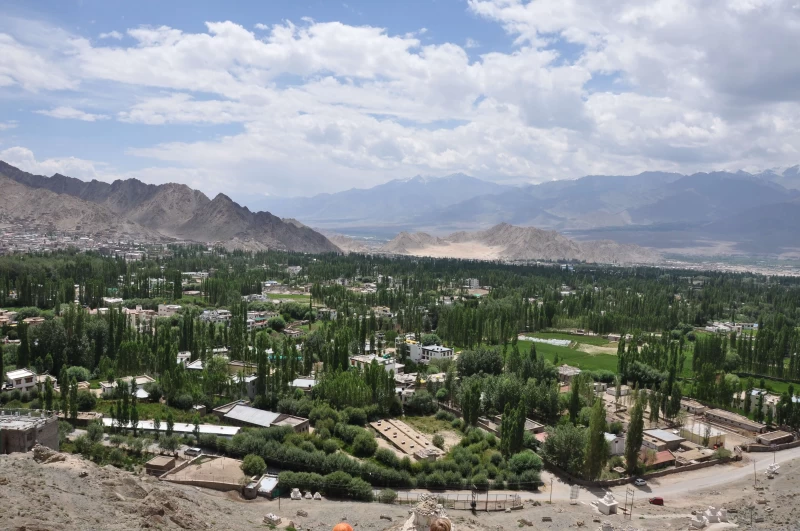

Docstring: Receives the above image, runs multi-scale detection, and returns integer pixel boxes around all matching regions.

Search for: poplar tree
[625,398,645,474]
[584,397,608,480]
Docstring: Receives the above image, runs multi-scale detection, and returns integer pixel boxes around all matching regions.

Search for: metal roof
[101,418,240,436]
[644,428,685,443]
[6,369,35,380]
[224,404,281,427]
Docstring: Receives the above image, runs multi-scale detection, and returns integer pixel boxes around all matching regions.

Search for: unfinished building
[0,410,59,454]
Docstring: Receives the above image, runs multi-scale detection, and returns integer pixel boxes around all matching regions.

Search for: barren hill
[0,161,339,253]
[379,223,661,264]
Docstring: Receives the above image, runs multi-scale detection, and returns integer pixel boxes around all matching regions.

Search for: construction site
[0,409,59,454]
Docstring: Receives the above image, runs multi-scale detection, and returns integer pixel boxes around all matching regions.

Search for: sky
[2,0,800,202]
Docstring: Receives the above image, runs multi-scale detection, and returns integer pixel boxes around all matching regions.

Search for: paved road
[538,445,800,502]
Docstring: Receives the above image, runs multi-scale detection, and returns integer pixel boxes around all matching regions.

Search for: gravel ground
[2,446,800,530]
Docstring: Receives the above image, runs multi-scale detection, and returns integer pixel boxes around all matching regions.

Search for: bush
[108,448,125,466]
[58,420,74,445]
[241,454,267,477]
[377,488,397,504]
[435,410,455,422]
[87,420,105,443]
[405,390,438,415]
[74,434,91,456]
[426,471,446,489]
[65,366,92,383]
[375,448,400,468]
[713,448,732,459]
[342,407,367,426]
[109,434,125,447]
[348,477,374,501]
[432,434,445,450]
[323,471,353,497]
[171,393,194,411]
[309,404,340,426]
[76,391,97,411]
[507,451,543,475]
[322,439,340,454]
[29,398,42,410]
[451,418,463,430]
[352,432,378,458]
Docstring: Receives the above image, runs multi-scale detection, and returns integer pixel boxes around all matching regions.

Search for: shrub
[713,448,732,459]
[241,454,267,477]
[322,439,340,454]
[65,366,92,383]
[87,420,105,443]
[74,434,91,456]
[435,410,455,422]
[451,418,463,430]
[342,407,367,426]
[29,398,42,410]
[57,420,74,445]
[108,448,125,466]
[375,448,400,468]
[377,488,397,504]
[171,393,194,410]
[352,432,378,458]
[507,451,543,475]
[471,472,489,490]
[426,471,446,489]
[348,477,374,501]
[76,391,97,411]
[309,404,340,426]
[109,434,125,447]
[323,471,353,498]
[489,451,503,466]
[432,434,445,450]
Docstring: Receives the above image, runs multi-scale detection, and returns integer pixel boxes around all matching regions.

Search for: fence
[376,491,522,512]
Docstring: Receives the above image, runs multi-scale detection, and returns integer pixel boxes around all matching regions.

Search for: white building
[349,354,404,374]
[463,278,480,289]
[157,304,182,317]
[604,433,626,456]
[5,368,37,392]
[411,345,454,364]
[102,297,124,306]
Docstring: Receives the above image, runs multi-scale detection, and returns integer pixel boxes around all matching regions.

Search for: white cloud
[98,30,123,39]
[1,7,800,197]
[0,121,17,131]
[35,106,109,122]
[0,146,113,181]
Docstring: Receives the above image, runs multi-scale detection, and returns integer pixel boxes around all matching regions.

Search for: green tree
[131,403,139,437]
[153,415,161,434]
[68,377,78,421]
[625,398,645,474]
[241,454,266,477]
[44,376,54,411]
[166,411,175,438]
[192,414,201,443]
[584,397,609,480]
[541,423,587,476]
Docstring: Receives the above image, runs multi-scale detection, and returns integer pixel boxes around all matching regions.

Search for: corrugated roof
[644,428,684,443]
[225,404,281,427]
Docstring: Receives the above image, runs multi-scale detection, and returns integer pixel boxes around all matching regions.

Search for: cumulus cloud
[98,30,123,39]
[35,106,109,122]
[1,5,800,197]
[0,121,17,131]
[0,146,113,181]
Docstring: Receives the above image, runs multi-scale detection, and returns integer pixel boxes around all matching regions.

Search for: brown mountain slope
[0,175,158,239]
[379,223,661,264]
[0,161,339,253]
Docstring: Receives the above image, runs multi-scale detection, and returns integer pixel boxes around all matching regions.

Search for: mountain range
[380,223,662,264]
[0,161,339,253]
[249,169,800,256]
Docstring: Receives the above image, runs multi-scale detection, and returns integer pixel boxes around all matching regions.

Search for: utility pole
[753,459,757,488]
[549,478,553,504]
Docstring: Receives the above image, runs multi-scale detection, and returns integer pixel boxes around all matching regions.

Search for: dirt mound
[32,444,66,464]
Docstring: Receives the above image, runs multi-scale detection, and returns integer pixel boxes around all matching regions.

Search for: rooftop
[758,430,793,443]
[644,428,685,443]
[6,368,35,380]
[101,418,240,437]
[225,404,282,427]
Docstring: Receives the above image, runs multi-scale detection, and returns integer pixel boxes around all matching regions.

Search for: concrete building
[144,455,176,476]
[643,429,686,451]
[557,364,582,384]
[756,431,794,446]
[639,449,675,470]
[680,399,708,415]
[349,354,403,374]
[0,410,59,454]
[463,278,480,289]
[415,345,454,364]
[604,432,626,456]
[705,408,766,433]
[606,385,630,397]
[5,369,37,392]
[290,378,317,393]
[212,402,310,432]
[680,422,726,447]
[101,418,240,438]
[157,304,182,317]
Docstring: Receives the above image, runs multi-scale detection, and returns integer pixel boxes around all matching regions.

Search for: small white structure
[596,493,618,515]
[290,488,302,500]
[304,491,312,499]
[264,514,281,525]
[604,433,625,456]
[703,506,728,523]
[690,515,708,529]
[313,492,322,500]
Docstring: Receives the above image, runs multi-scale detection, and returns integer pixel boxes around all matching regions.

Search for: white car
[634,478,647,487]
[184,447,202,456]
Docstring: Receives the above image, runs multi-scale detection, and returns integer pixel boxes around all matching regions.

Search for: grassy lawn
[534,342,618,372]
[269,293,310,302]
[404,416,455,434]
[527,331,612,347]
[93,401,221,424]
[737,376,798,395]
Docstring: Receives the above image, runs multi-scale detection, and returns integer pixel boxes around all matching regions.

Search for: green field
[269,293,310,302]
[526,331,612,346]
[532,342,618,372]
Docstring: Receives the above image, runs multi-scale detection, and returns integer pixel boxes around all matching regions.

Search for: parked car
[649,497,664,505]
[184,447,202,456]
[634,478,647,487]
